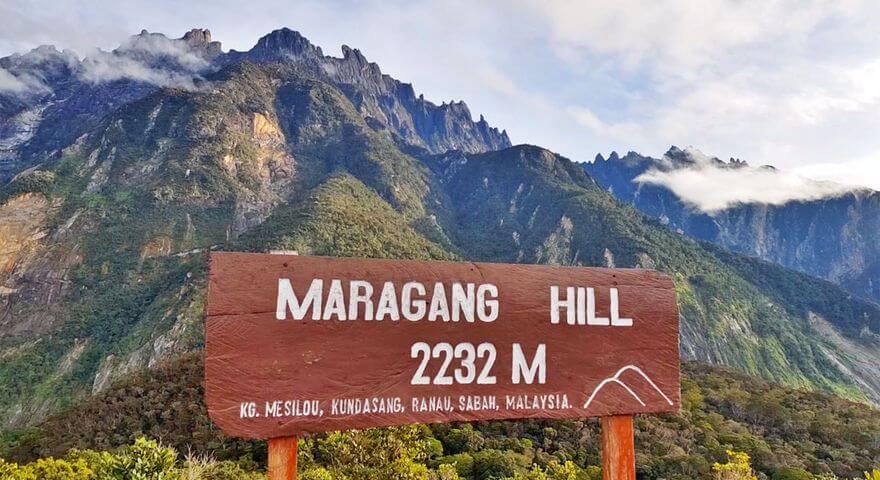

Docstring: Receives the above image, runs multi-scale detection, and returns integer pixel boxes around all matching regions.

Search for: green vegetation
[704,243,880,338]
[0,169,55,203]
[3,57,880,480]
[239,174,453,261]
[2,354,877,479]
[713,450,758,480]
[434,145,869,400]
[0,437,263,479]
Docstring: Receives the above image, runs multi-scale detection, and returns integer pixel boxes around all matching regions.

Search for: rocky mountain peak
[728,157,749,168]
[1,25,511,180]
[663,145,689,161]
[340,44,368,64]
[182,28,222,56]
[247,27,323,61]
[663,145,727,168]
[182,28,213,46]
[0,45,79,73]
[112,28,222,70]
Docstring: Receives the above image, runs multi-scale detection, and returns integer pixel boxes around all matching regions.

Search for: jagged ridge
[0,27,510,183]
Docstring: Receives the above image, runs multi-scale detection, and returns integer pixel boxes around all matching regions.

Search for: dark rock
[243,27,323,61]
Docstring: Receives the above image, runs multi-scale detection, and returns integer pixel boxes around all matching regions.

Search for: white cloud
[787,59,880,124]
[116,31,210,70]
[517,0,863,72]
[791,155,880,191]
[0,68,48,95]
[635,148,863,212]
[566,106,641,140]
[77,32,212,90]
[78,53,203,89]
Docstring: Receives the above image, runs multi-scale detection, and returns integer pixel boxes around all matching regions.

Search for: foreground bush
[3,356,879,479]
[0,437,264,479]
[2,436,878,479]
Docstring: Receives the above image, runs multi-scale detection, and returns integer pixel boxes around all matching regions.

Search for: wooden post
[601,415,635,480]
[267,254,299,480]
[268,436,298,480]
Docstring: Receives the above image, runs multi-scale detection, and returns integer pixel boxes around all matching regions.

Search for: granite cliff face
[230,28,510,154]
[585,147,880,303]
[0,29,877,429]
[0,28,509,183]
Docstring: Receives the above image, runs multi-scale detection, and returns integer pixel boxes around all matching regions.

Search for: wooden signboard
[205,252,680,479]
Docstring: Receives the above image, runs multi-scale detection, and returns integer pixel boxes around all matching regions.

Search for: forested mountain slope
[0,27,878,438]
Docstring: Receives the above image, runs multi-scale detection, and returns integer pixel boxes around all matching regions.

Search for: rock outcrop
[231,28,510,154]
[1,27,508,183]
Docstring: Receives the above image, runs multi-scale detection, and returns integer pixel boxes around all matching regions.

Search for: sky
[3,0,880,192]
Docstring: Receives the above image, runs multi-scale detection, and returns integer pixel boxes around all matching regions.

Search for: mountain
[0,28,509,183]
[584,146,880,303]
[0,26,878,439]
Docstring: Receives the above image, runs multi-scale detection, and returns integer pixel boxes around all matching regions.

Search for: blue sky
[3,0,880,189]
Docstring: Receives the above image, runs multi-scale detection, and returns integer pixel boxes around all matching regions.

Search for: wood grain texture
[601,415,635,480]
[268,437,298,480]
[205,252,680,439]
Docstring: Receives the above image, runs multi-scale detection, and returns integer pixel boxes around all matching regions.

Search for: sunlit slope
[428,146,877,402]
[1,60,878,432]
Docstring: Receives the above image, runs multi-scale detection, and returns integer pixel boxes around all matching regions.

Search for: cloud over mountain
[0,68,47,95]
[78,53,203,89]
[77,30,217,90]
[634,147,862,212]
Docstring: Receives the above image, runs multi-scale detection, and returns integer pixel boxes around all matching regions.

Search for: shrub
[1,438,268,479]
[0,458,34,480]
[0,456,93,480]
[713,450,757,480]
[176,454,266,480]
[436,453,475,478]
[512,461,586,480]
[434,463,461,480]
[67,448,115,479]
[109,437,177,479]
[771,467,812,480]
[545,460,582,480]
[300,467,334,480]
[472,449,528,479]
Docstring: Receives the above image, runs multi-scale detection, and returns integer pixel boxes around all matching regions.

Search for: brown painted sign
[205,252,680,439]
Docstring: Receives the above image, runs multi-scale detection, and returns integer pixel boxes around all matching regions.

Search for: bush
[176,453,266,480]
[300,467,333,480]
[772,467,812,480]
[0,437,266,479]
[110,437,177,479]
[512,461,588,480]
[713,451,757,480]
[472,449,529,479]
[67,448,115,479]
[0,456,93,480]
[436,453,475,478]
[434,463,461,480]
